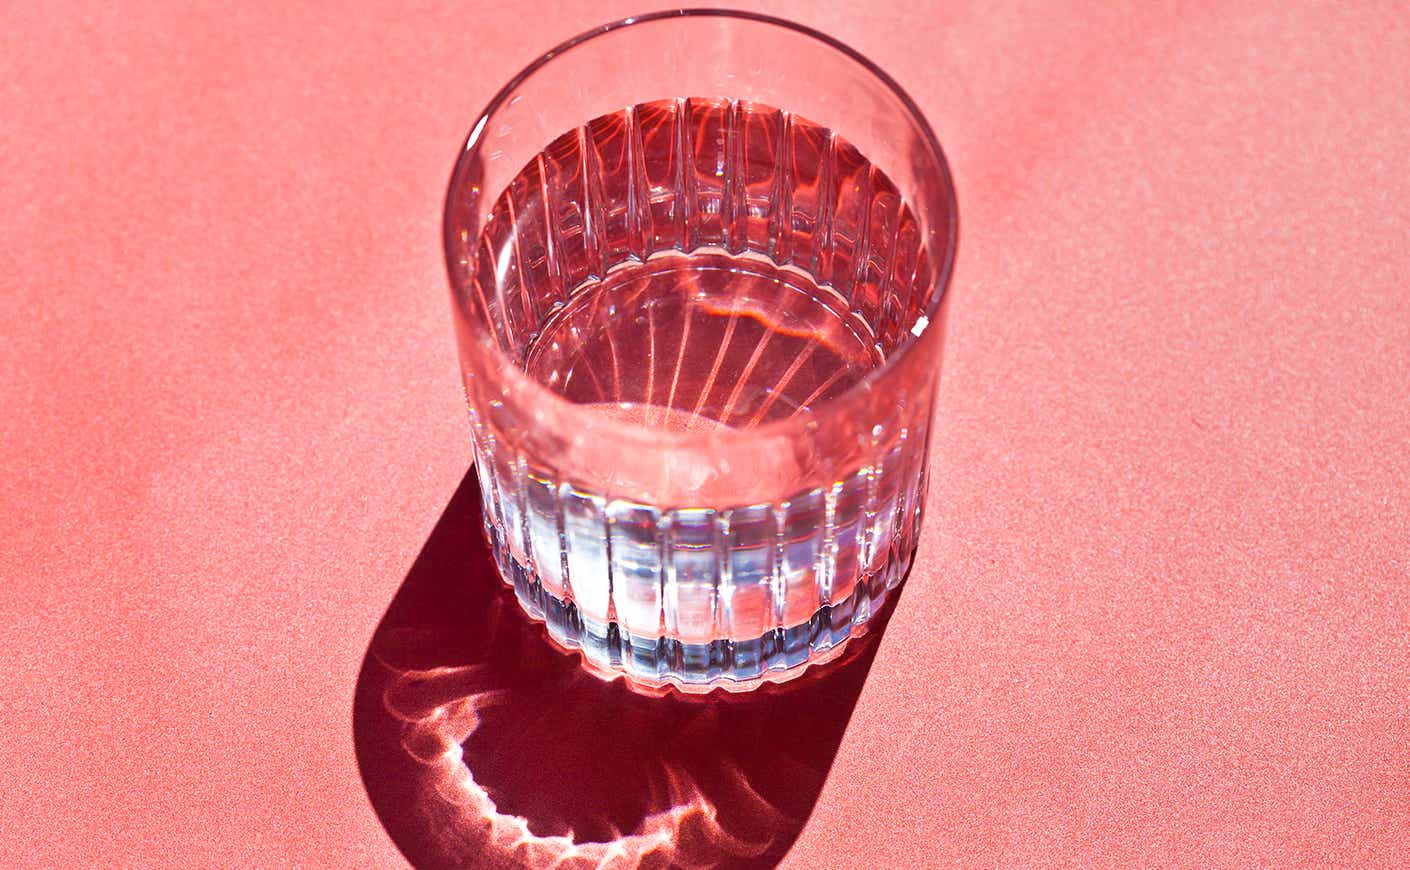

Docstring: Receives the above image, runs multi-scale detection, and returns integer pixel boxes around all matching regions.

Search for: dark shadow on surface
[354,468,902,869]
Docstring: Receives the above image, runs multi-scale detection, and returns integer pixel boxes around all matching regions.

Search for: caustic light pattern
[385,663,781,868]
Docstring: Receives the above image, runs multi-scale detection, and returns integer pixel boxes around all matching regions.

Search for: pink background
[5,1,1407,865]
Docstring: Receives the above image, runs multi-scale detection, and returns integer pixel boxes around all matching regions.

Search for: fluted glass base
[484,520,914,693]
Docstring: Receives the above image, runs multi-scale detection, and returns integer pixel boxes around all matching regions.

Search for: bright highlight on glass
[445,10,957,691]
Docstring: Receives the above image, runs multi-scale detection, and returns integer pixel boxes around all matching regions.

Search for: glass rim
[444,8,959,446]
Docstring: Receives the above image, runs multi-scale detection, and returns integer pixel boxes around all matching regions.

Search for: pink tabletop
[5,2,1407,866]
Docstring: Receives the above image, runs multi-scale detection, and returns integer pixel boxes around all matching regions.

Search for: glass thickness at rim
[443,8,959,452]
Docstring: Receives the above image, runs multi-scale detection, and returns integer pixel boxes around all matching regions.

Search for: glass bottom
[484,520,913,693]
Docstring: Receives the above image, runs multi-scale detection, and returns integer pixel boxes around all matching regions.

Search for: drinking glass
[444,9,957,692]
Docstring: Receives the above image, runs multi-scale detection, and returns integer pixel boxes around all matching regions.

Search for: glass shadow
[353,468,903,868]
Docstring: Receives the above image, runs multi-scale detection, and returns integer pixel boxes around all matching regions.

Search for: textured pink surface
[4,2,1407,865]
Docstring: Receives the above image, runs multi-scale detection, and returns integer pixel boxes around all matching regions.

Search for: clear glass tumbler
[444,10,957,692]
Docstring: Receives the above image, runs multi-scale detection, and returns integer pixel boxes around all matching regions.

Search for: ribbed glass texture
[445,12,957,692]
